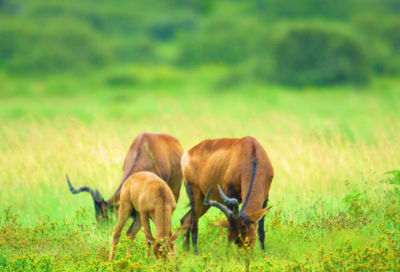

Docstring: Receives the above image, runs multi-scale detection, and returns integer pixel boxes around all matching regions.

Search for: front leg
[146,241,152,257]
[140,213,154,257]
[190,185,210,254]
[109,202,132,260]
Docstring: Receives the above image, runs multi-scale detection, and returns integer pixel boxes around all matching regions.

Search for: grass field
[0,72,399,271]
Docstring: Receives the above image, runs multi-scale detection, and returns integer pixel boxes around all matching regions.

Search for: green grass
[0,71,399,271]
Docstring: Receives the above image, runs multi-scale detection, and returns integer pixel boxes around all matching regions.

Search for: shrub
[0,17,112,74]
[355,15,400,74]
[147,14,196,41]
[113,36,157,63]
[105,72,141,87]
[177,19,264,66]
[251,0,354,20]
[271,22,371,86]
[166,0,213,14]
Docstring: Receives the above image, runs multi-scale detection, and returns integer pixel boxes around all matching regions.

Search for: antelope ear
[170,229,180,242]
[143,230,155,243]
[247,206,272,223]
[214,219,229,227]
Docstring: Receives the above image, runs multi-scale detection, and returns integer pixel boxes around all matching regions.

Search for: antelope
[180,136,273,252]
[109,171,179,260]
[66,132,183,221]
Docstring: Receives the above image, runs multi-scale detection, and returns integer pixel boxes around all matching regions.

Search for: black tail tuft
[185,182,195,211]
[240,146,258,212]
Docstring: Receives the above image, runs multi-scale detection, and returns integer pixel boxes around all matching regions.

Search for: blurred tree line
[0,0,399,86]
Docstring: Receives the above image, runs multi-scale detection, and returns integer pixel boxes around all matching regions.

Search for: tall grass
[0,79,399,270]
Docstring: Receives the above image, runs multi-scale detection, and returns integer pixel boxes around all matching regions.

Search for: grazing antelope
[180,136,273,252]
[109,171,179,260]
[66,132,183,221]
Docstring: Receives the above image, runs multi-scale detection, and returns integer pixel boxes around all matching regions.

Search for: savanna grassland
[1,0,400,271]
[0,69,400,271]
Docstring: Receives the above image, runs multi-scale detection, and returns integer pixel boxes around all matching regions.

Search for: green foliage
[1,185,399,271]
[0,16,112,73]
[166,0,213,14]
[113,37,157,63]
[1,0,400,85]
[0,76,399,270]
[252,0,355,19]
[105,72,141,88]
[381,170,400,216]
[272,22,371,86]
[383,170,400,185]
[355,15,400,74]
[342,191,370,225]
[178,19,262,66]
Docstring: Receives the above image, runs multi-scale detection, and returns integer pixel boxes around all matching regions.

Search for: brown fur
[180,136,273,251]
[109,171,179,260]
[67,132,183,221]
[108,132,183,205]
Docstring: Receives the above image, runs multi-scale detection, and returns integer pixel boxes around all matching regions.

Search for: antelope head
[144,229,180,259]
[66,174,111,221]
[204,185,271,248]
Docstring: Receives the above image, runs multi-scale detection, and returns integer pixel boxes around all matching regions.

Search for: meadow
[0,69,399,271]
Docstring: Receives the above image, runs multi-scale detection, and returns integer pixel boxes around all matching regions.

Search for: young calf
[109,171,179,260]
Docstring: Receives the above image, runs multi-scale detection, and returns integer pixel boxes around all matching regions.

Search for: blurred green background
[1,2,400,270]
[1,0,400,91]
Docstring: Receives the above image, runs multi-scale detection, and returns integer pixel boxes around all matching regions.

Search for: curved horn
[203,186,233,219]
[216,185,239,219]
[66,174,103,203]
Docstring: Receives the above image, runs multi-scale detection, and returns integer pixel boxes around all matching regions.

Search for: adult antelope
[109,171,179,260]
[180,136,273,252]
[66,132,183,221]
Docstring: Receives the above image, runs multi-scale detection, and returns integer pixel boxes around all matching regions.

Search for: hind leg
[258,198,268,250]
[169,166,183,202]
[181,181,194,250]
[180,209,192,251]
[126,209,141,239]
[190,185,210,254]
[126,213,142,256]
[109,202,132,260]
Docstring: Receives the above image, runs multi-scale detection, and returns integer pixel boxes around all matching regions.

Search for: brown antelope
[109,171,179,260]
[180,136,273,252]
[66,132,183,221]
